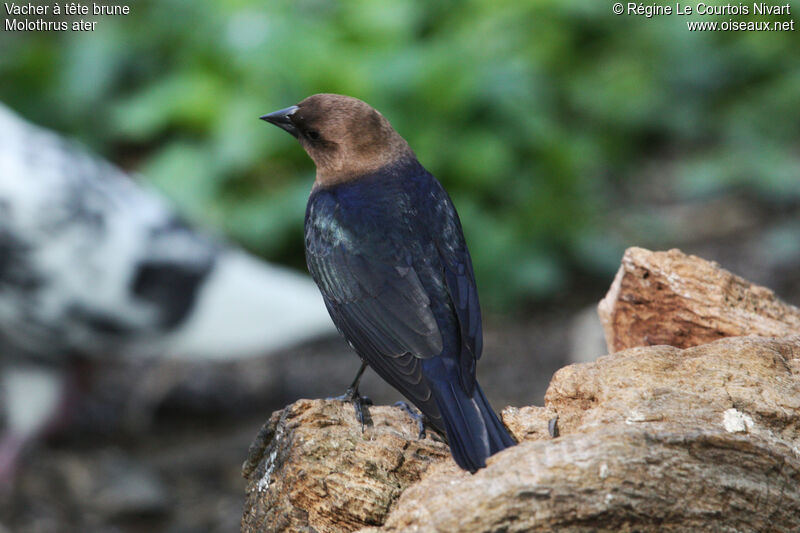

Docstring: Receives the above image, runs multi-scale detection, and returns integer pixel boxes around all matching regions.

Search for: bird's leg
[331,362,373,432]
[392,401,426,439]
[346,361,368,395]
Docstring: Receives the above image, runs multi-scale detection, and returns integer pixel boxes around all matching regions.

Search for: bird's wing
[426,177,483,393]
[305,192,444,416]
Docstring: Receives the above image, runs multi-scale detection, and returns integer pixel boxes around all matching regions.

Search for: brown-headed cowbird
[261,94,515,472]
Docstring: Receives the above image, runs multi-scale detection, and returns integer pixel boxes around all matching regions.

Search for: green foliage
[2,0,798,309]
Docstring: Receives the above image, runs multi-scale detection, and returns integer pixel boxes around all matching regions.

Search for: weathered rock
[358,336,800,532]
[242,336,800,533]
[500,405,558,443]
[241,399,450,533]
[598,247,800,353]
[242,247,800,533]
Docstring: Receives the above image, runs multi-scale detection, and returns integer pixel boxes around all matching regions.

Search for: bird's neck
[314,148,422,189]
[314,135,416,188]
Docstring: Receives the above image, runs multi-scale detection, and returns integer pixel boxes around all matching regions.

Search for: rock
[499,405,557,443]
[359,336,800,533]
[240,399,450,533]
[242,337,800,533]
[598,247,800,353]
[242,247,800,533]
[543,335,800,441]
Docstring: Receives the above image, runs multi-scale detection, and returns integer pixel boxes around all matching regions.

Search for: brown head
[261,94,414,187]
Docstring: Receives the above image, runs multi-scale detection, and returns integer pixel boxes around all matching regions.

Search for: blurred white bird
[0,103,334,482]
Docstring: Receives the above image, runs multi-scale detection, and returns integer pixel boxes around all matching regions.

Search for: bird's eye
[307,130,321,140]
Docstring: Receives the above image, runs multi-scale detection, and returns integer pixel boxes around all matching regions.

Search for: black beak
[260,105,300,138]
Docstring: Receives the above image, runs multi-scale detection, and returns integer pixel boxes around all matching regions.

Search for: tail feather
[475,384,516,453]
[431,380,515,472]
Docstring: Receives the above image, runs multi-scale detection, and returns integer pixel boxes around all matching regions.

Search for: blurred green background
[2,0,799,310]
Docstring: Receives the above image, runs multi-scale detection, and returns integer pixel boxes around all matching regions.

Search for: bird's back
[305,163,472,421]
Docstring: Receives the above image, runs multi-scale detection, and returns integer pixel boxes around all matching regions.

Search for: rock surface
[242,337,800,533]
[362,336,800,532]
[241,400,450,533]
[242,248,800,533]
[598,247,800,353]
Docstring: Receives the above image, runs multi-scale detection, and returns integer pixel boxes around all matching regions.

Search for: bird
[0,102,335,483]
[260,93,516,472]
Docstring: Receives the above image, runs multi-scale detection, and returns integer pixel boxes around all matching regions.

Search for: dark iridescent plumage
[263,93,515,472]
[304,156,514,471]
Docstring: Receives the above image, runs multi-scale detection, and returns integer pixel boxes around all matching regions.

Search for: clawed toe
[330,387,373,432]
[393,401,426,439]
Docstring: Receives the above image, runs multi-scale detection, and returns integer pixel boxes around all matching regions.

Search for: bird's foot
[392,401,426,439]
[330,387,373,432]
